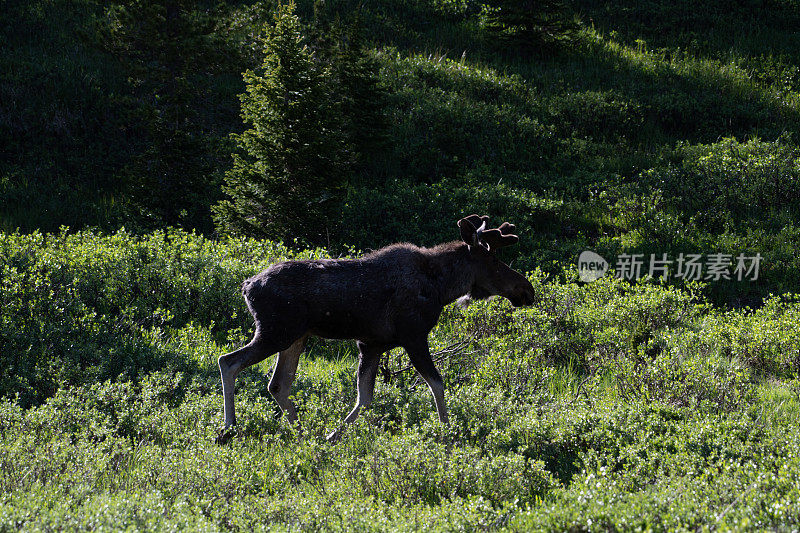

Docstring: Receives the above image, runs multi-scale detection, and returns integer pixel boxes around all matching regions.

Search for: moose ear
[458,217,479,246]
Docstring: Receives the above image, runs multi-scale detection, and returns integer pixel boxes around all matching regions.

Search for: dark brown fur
[217,217,535,442]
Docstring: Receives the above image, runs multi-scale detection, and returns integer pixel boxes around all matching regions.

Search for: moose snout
[509,281,536,307]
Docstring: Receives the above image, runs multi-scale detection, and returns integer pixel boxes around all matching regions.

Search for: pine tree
[99,0,226,230]
[481,0,579,53]
[213,2,345,244]
[310,3,388,170]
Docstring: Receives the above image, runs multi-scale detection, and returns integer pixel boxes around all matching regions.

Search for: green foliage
[2,228,800,528]
[214,2,347,245]
[310,1,390,170]
[7,1,800,527]
[588,136,800,305]
[0,0,130,232]
[453,274,756,412]
[579,0,800,62]
[5,0,800,308]
[0,0,245,233]
[0,227,320,406]
[646,136,800,231]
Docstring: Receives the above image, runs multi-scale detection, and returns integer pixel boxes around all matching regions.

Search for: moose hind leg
[218,332,275,429]
[405,340,449,424]
[268,335,309,423]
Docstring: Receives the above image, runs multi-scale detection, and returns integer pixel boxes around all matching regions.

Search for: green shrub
[647,136,800,231]
[0,228,317,405]
[340,431,557,506]
[2,227,800,530]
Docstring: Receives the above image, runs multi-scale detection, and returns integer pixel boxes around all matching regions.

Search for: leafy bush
[2,228,800,529]
[0,228,318,406]
[647,136,800,231]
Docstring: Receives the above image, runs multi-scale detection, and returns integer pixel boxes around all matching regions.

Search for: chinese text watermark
[578,251,762,283]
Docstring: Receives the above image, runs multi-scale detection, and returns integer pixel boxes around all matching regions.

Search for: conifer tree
[214,2,345,244]
[310,3,388,170]
[481,0,578,53]
[100,0,225,230]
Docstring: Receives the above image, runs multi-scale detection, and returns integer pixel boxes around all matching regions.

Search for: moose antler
[462,215,488,230]
[459,215,520,251]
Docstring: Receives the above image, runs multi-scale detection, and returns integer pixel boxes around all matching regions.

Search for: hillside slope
[4,0,800,303]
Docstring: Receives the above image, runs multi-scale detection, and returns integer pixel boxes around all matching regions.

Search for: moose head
[458,214,535,307]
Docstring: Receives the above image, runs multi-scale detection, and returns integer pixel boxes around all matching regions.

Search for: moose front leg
[327,341,389,442]
[404,338,449,424]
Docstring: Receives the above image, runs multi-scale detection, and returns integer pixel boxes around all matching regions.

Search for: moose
[217,215,535,442]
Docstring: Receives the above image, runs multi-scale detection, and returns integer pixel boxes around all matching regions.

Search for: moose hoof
[215,426,237,445]
[326,427,344,444]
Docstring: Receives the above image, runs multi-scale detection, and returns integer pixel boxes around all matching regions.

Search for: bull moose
[217,215,535,442]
